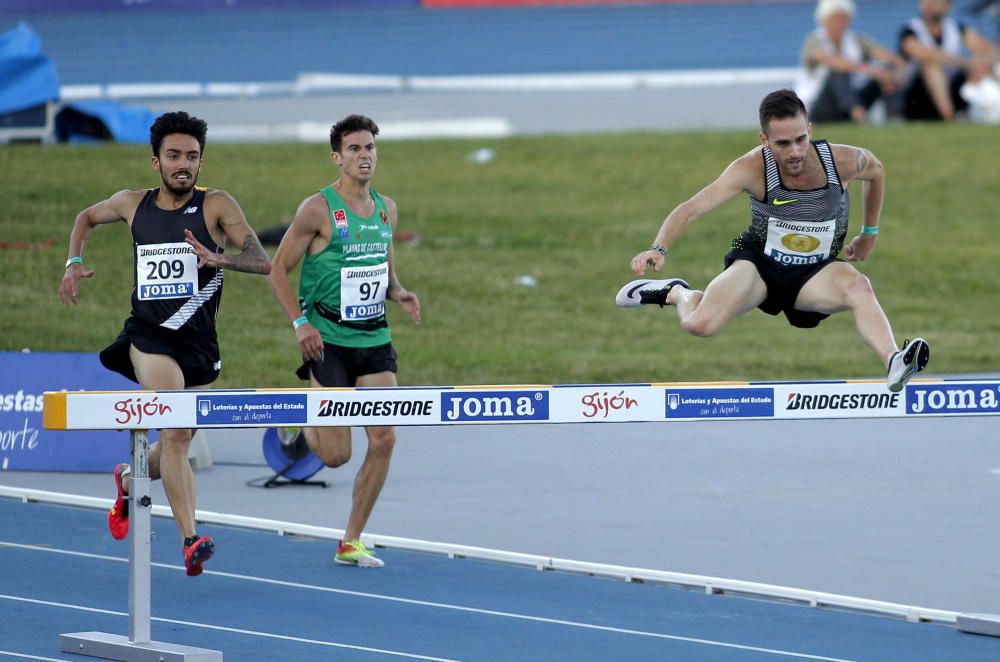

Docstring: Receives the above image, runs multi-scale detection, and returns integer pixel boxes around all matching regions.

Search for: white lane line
[2,541,854,661]
[0,594,460,662]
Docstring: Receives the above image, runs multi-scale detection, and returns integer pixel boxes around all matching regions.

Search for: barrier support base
[957,613,1000,637]
[61,631,222,661]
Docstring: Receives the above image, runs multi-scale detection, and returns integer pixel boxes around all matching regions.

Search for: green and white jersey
[299,185,393,348]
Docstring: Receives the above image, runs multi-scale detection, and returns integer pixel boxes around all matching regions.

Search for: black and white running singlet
[745,140,850,266]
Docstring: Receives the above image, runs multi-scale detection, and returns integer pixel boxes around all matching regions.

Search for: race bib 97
[763,218,836,266]
[136,242,198,300]
[340,262,389,321]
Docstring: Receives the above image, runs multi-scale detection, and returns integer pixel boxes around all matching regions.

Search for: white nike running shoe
[616,278,689,308]
[887,337,930,393]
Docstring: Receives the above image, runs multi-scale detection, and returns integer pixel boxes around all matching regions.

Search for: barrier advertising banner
[1,352,133,471]
[43,379,1000,432]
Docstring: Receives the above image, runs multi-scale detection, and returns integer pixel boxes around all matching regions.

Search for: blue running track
[1,498,997,661]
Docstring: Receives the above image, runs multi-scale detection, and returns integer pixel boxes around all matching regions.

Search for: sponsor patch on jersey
[333,209,348,228]
[781,234,821,253]
[767,249,824,266]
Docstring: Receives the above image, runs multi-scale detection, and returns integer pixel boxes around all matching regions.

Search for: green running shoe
[335,539,384,568]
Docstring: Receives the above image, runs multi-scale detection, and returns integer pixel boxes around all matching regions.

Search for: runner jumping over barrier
[617,90,929,392]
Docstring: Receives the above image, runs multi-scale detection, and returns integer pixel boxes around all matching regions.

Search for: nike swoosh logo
[626,282,650,298]
[773,198,797,206]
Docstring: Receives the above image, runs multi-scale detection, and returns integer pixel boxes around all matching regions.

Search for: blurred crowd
[795,0,1000,123]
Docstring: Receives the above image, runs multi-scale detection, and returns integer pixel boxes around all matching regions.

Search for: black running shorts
[724,233,841,329]
[100,315,221,387]
[297,342,398,387]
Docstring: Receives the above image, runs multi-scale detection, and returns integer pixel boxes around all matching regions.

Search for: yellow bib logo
[781,234,820,253]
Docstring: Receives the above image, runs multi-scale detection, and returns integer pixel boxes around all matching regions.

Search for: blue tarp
[56,100,158,144]
[2,22,156,143]
[0,22,58,115]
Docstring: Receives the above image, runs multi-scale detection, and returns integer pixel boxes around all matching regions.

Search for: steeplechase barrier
[40,378,1000,660]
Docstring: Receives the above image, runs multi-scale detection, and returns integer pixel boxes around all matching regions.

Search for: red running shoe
[184,536,215,577]
[107,464,131,540]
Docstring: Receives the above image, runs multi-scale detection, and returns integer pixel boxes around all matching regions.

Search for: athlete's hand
[184,229,223,268]
[844,233,877,262]
[393,288,421,325]
[59,263,95,305]
[630,249,665,275]
[296,323,325,363]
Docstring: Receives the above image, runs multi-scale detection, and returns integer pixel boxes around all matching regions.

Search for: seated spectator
[898,0,999,120]
[796,0,906,123]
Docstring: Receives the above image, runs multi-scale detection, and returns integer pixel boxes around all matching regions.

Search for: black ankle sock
[183,535,200,548]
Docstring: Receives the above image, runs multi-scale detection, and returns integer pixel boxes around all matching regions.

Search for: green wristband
[861,226,879,235]
[293,315,309,330]
[65,256,83,268]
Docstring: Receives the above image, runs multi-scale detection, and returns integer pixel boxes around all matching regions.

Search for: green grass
[3,123,998,388]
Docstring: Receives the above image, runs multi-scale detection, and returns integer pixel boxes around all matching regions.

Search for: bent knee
[680,315,721,338]
[366,428,396,457]
[317,448,352,468]
[843,272,876,303]
[158,429,192,449]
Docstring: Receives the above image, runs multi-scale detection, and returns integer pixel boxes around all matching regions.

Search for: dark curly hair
[330,114,379,152]
[150,111,208,157]
[758,89,808,135]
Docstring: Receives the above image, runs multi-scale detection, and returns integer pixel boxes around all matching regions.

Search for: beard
[161,171,198,196]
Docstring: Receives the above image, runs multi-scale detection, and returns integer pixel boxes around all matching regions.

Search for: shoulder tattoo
[855,148,869,175]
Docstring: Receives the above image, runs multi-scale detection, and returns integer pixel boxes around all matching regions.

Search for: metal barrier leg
[60,430,223,661]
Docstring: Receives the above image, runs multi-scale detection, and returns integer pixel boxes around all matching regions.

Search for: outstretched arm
[189,190,271,274]
[383,196,421,325]
[630,152,757,275]
[836,145,885,262]
[59,189,140,305]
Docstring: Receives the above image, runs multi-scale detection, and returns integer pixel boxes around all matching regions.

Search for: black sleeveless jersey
[129,187,223,334]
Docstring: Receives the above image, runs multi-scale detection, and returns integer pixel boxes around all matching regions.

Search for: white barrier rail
[39,378,1000,660]
[42,378,1000,432]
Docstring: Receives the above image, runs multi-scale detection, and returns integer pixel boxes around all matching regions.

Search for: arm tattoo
[855,148,869,175]
[222,234,271,274]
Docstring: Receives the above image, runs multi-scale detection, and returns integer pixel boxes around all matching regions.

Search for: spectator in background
[796,0,907,123]
[898,0,999,120]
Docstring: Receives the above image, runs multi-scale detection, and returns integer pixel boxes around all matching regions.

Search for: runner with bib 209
[59,111,272,577]
[616,89,928,392]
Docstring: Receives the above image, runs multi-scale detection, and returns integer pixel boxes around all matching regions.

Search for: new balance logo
[183,207,199,214]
